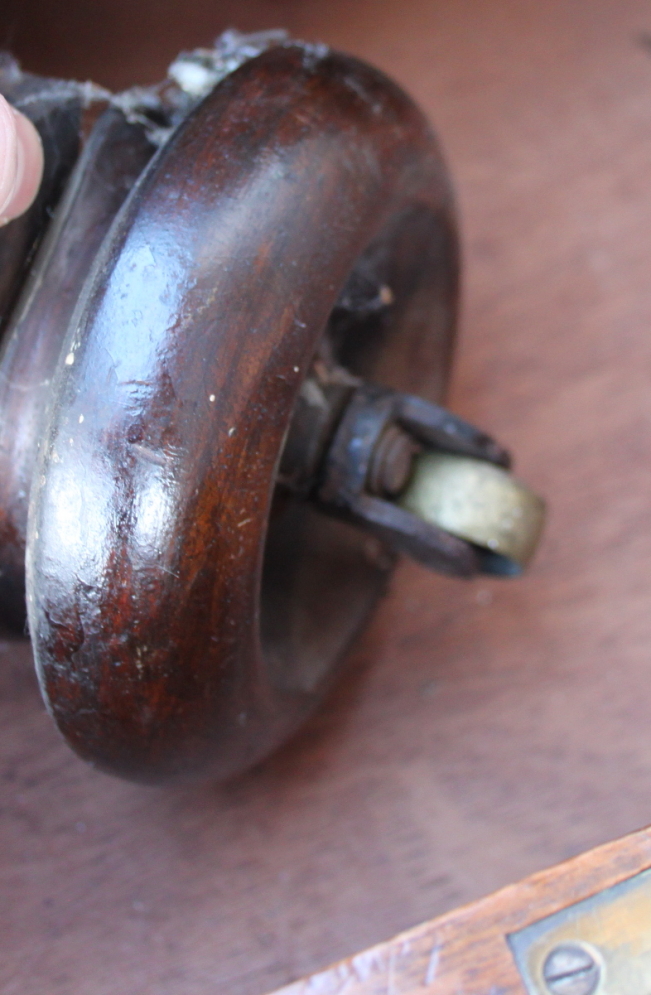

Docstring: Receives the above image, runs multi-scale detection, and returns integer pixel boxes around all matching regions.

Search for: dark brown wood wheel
[26,44,460,783]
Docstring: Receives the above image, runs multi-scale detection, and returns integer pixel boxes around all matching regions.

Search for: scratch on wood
[387,944,396,995]
[424,945,440,986]
[131,443,168,467]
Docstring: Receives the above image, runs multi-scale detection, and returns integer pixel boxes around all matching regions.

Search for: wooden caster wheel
[0,34,544,783]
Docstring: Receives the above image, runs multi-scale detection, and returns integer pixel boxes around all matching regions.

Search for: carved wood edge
[265,825,651,994]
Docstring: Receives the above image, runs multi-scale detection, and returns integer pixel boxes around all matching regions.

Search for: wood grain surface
[3,1,651,993]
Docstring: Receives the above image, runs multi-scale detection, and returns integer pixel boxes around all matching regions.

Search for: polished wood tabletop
[3,1,651,993]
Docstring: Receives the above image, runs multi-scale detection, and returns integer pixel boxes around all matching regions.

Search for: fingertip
[0,94,18,219]
[0,94,44,225]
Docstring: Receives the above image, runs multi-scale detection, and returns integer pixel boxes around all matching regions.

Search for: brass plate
[508,866,651,995]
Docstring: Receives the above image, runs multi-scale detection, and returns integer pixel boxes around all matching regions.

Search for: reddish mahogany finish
[27,45,458,782]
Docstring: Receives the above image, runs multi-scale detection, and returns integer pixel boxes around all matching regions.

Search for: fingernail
[0,95,44,223]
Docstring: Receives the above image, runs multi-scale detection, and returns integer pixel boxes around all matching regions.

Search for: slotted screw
[542,944,601,995]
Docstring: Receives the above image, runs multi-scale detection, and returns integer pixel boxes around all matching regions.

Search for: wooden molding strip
[266,826,651,994]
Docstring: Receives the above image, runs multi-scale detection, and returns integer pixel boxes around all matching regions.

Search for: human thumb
[0,93,44,225]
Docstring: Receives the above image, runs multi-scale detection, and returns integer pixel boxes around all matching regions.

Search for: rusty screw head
[542,944,601,995]
[367,424,419,498]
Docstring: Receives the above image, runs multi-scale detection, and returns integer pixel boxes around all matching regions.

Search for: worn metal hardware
[314,382,544,576]
[509,865,651,995]
[542,944,601,995]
